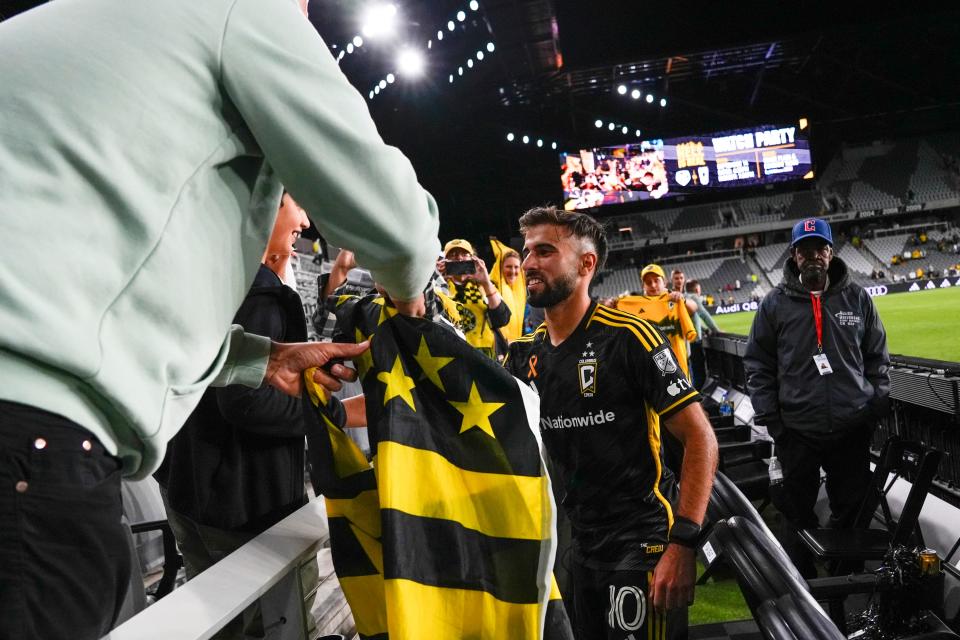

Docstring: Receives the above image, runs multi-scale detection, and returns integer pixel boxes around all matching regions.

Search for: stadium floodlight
[522,135,530,144]
[645,93,654,103]
[456,10,466,21]
[346,43,354,54]
[369,90,374,99]
[486,42,495,53]
[374,86,380,94]
[397,48,426,77]
[378,79,387,89]
[353,36,364,48]
[470,0,479,10]
[551,142,557,150]
[660,97,667,107]
[437,30,443,40]
[621,126,628,134]
[635,129,641,137]
[507,133,515,141]
[336,51,345,62]
[617,84,627,95]
[607,122,615,131]
[361,4,398,39]
[386,73,395,83]
[458,66,463,76]
[594,119,603,128]
[447,20,455,31]
[630,88,641,100]
[467,58,473,68]
[536,139,543,147]
[449,74,454,83]
[476,51,484,60]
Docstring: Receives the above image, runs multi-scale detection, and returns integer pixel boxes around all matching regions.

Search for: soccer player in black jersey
[504,207,718,640]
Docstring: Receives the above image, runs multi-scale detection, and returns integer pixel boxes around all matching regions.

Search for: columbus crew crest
[578,342,598,397]
[653,348,677,376]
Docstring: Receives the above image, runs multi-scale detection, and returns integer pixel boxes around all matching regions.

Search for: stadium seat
[798,436,943,574]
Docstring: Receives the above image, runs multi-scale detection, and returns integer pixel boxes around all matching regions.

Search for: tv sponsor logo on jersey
[667,377,692,397]
[541,410,617,431]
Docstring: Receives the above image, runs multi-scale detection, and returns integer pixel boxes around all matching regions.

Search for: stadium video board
[561,119,812,210]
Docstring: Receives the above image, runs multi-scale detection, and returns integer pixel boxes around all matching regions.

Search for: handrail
[103,499,330,640]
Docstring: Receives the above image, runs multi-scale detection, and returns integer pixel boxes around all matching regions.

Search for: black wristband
[668,515,702,548]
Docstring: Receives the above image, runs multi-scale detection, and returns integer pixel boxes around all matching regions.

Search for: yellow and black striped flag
[304,292,572,640]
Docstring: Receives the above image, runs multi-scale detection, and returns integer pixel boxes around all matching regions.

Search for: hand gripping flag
[304,292,572,640]
[489,237,527,344]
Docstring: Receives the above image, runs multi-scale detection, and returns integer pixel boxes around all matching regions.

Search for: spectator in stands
[439,239,511,360]
[670,269,699,317]
[0,1,441,637]
[684,280,720,389]
[155,193,332,640]
[744,218,890,579]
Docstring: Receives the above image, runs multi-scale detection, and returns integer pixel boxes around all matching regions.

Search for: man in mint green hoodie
[0,0,440,637]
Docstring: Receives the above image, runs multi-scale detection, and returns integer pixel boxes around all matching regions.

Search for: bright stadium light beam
[645,93,654,103]
[607,122,615,131]
[470,0,479,10]
[386,73,395,83]
[660,97,667,107]
[361,4,398,39]
[536,139,543,147]
[631,88,641,100]
[396,48,426,77]
[467,58,473,68]
[456,10,466,21]
[621,126,628,134]
[551,142,557,150]
[617,84,627,95]
[594,119,603,128]
[476,51,484,60]
[447,20,455,31]
[486,42,495,52]
[507,133,515,141]
[353,35,364,48]
[522,135,530,144]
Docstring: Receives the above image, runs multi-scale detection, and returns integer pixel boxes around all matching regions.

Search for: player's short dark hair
[671,269,684,276]
[518,206,608,273]
[685,279,700,293]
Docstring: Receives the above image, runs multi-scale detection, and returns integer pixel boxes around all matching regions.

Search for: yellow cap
[640,264,666,280]
[443,239,476,256]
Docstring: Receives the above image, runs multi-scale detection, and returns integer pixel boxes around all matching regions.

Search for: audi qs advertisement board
[561,118,813,210]
[708,277,960,315]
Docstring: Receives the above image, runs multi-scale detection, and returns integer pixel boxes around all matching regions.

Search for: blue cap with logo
[791,217,833,247]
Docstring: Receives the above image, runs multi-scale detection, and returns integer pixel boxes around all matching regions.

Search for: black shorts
[570,560,688,640]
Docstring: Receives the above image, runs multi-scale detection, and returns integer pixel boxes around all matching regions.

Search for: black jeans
[0,401,129,640]
[771,424,873,579]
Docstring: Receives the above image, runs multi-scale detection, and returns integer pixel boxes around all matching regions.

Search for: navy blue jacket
[744,257,890,435]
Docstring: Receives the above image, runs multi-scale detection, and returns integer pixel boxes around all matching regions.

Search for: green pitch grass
[713,287,960,362]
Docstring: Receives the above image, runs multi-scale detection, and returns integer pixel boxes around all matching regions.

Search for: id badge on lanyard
[810,293,833,375]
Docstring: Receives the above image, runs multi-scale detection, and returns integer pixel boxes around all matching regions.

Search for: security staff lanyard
[810,293,833,375]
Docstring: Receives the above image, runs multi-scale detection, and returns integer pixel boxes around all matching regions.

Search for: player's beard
[527,270,577,308]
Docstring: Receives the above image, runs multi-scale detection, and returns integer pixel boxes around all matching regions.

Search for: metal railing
[104,500,330,640]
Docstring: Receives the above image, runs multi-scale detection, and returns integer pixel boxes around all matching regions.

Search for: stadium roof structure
[3,1,960,240]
